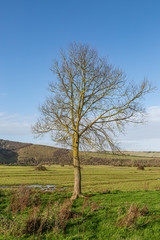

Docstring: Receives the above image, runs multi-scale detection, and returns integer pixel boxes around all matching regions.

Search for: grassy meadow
[1,165,160,239]
[0,165,160,192]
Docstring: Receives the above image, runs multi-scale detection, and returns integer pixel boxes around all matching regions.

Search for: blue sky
[0,0,160,151]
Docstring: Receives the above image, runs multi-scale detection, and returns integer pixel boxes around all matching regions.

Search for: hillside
[0,139,32,150]
[0,139,32,164]
[1,139,160,166]
[0,139,71,165]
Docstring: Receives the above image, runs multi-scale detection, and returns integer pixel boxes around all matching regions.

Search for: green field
[0,165,160,192]
[1,165,160,239]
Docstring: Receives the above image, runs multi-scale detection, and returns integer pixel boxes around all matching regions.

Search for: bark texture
[71,136,81,199]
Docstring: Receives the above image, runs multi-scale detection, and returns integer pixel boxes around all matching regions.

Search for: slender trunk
[71,135,81,200]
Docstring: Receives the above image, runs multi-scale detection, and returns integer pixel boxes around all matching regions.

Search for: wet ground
[0,184,67,191]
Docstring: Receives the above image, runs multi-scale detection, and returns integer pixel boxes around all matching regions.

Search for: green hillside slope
[1,139,160,166]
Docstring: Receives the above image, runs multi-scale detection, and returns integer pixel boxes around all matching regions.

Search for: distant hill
[0,140,30,164]
[1,139,160,166]
[0,139,32,151]
[0,139,72,165]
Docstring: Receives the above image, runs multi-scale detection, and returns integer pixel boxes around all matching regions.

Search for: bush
[35,164,47,171]
[137,165,145,170]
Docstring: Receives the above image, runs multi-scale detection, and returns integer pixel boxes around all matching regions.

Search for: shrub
[137,165,145,170]
[35,164,47,171]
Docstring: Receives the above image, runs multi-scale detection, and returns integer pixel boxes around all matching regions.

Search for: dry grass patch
[118,202,149,228]
[10,187,40,213]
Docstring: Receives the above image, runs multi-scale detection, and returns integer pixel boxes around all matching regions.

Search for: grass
[1,165,160,192]
[2,165,160,239]
[1,188,160,239]
[80,150,151,159]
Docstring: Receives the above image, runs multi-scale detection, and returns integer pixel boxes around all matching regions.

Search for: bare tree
[33,42,152,199]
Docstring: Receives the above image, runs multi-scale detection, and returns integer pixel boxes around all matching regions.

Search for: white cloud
[0,112,5,117]
[1,105,160,151]
[0,112,55,146]
[147,106,160,122]
[119,105,160,151]
[0,112,34,137]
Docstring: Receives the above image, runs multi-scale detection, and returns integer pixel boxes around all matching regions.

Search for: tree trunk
[71,135,81,200]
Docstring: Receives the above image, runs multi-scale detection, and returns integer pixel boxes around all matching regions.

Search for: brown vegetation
[118,203,149,228]
[137,165,145,170]
[34,164,47,171]
[10,187,40,213]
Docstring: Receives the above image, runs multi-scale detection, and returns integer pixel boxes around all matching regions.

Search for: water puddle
[0,185,67,191]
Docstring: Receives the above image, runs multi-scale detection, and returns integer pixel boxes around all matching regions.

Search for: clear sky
[0,0,160,151]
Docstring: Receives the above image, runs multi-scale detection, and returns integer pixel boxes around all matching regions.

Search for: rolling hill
[1,139,160,166]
